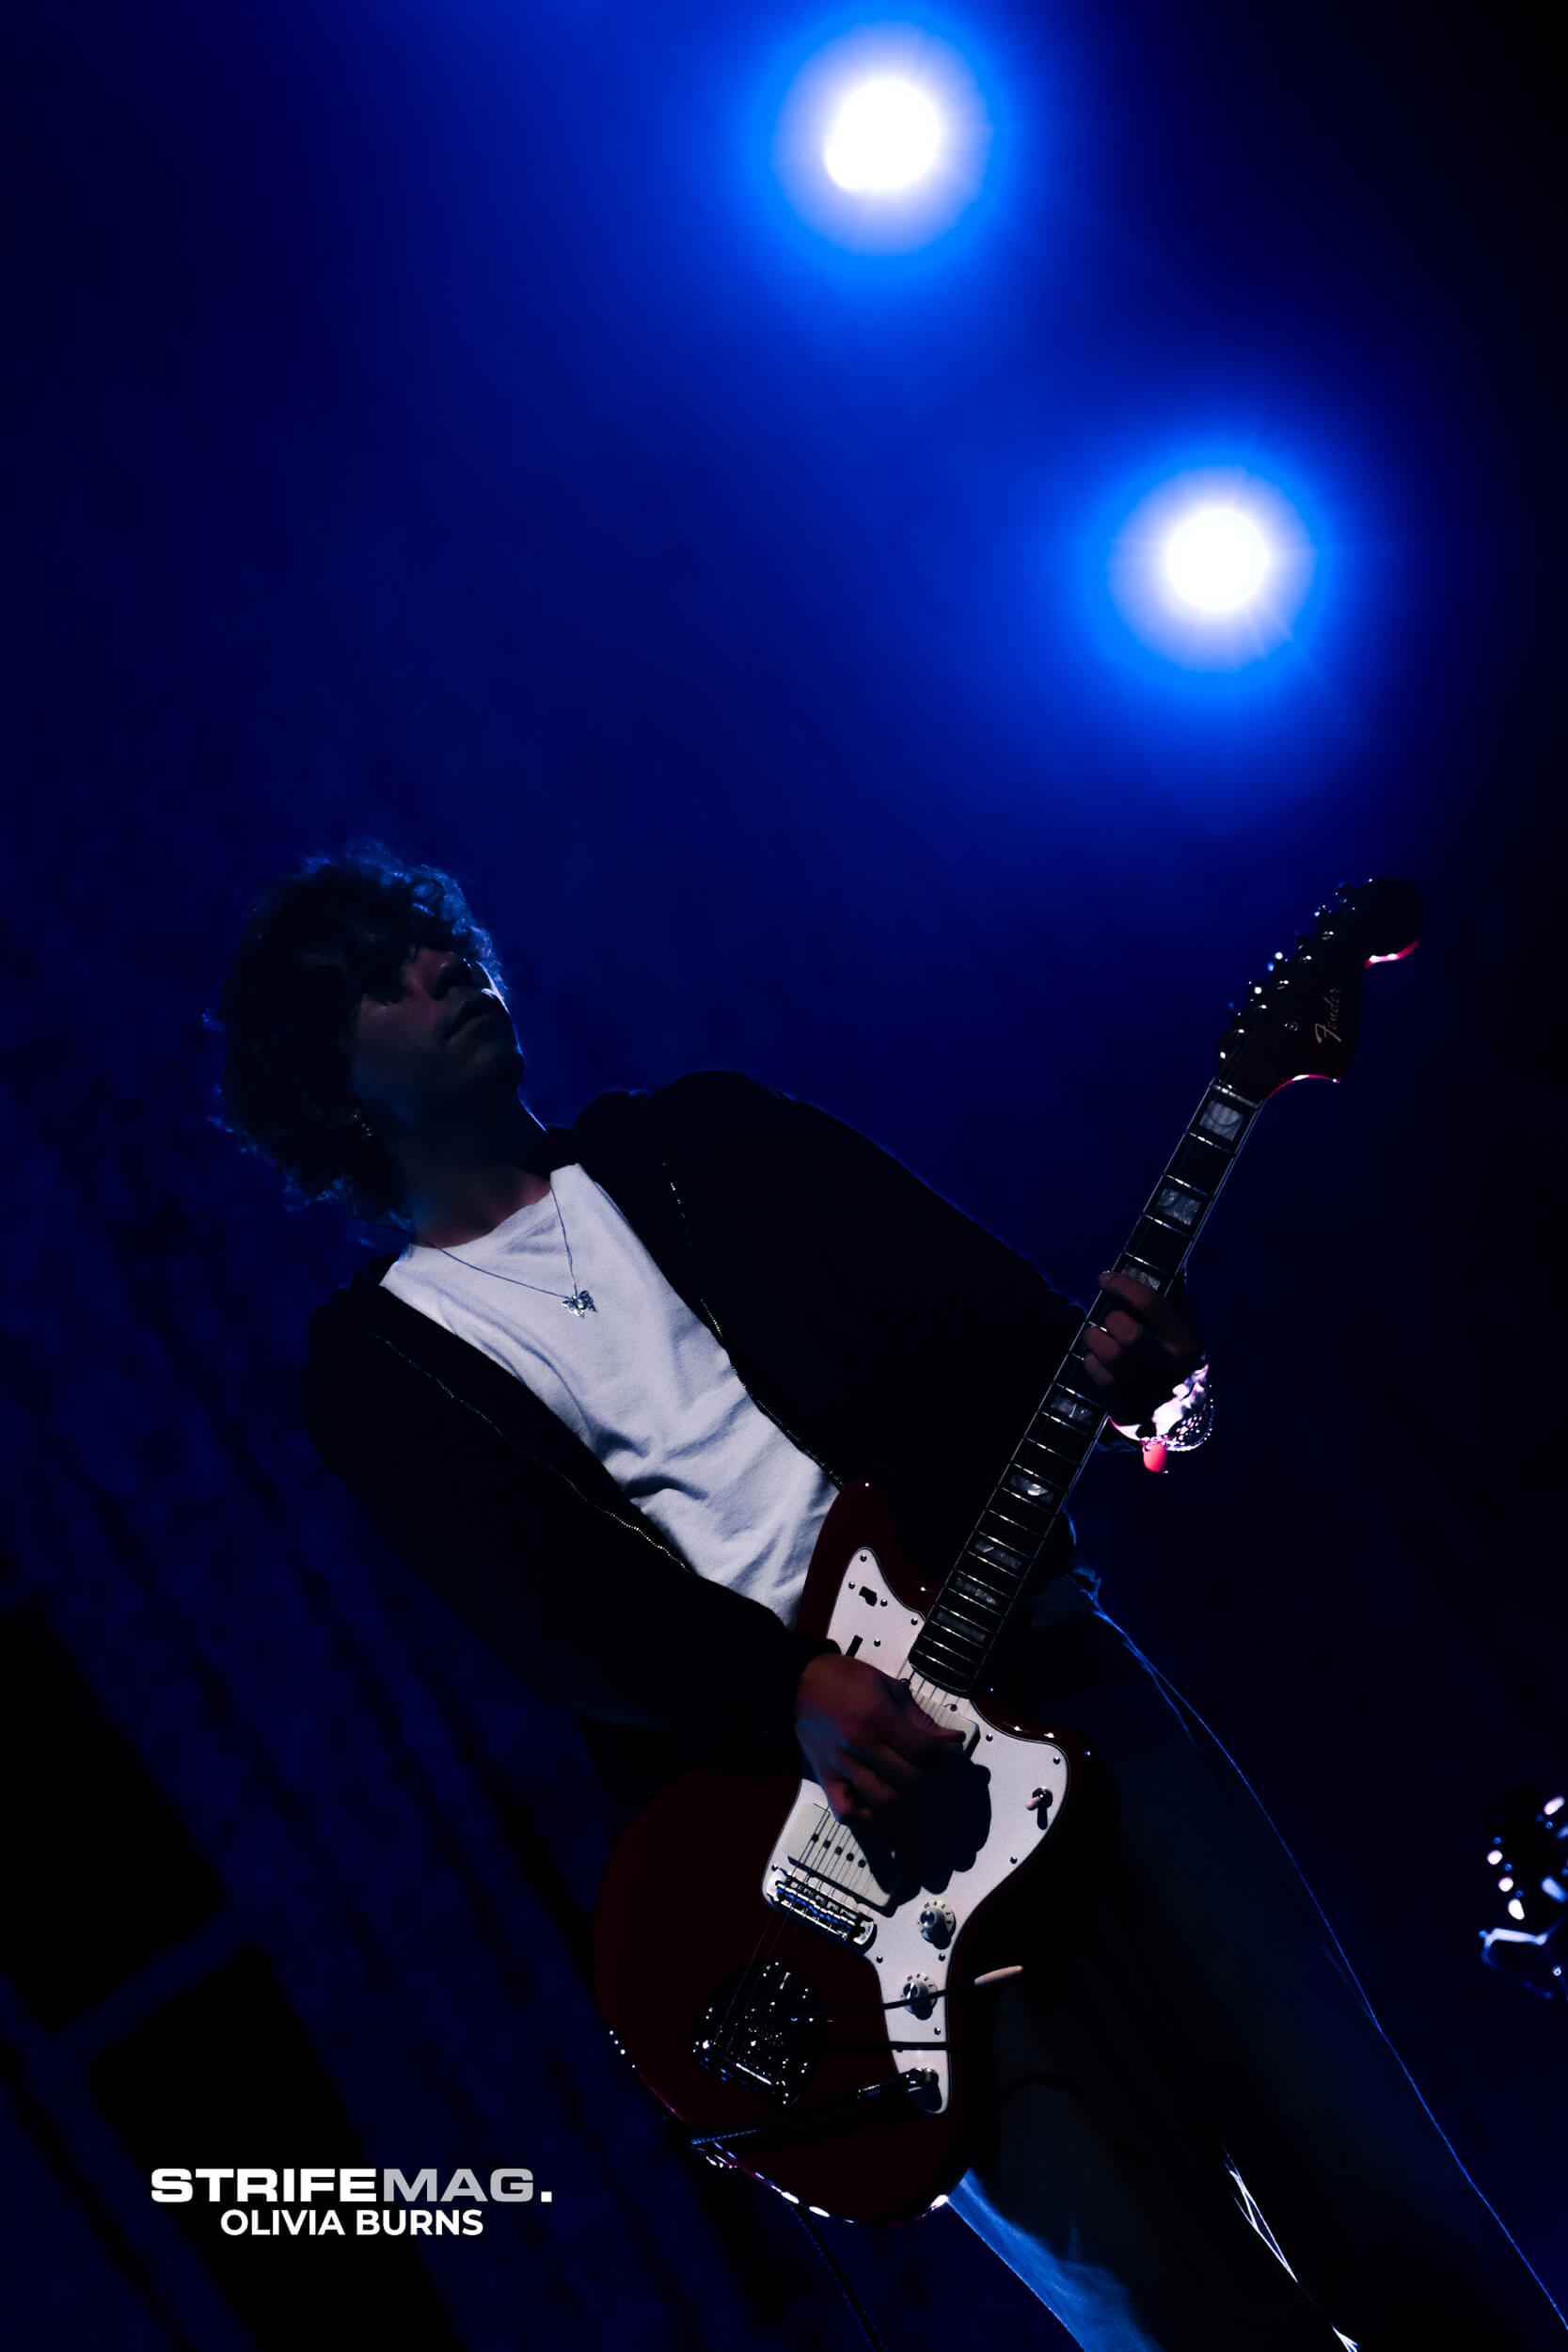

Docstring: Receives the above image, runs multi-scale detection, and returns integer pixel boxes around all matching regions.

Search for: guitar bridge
[691,1960,827,2104]
[766,1869,877,1948]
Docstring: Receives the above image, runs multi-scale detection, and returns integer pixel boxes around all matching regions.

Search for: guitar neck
[908,1077,1261,1696]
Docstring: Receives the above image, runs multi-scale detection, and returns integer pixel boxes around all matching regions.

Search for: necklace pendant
[563,1289,596,1317]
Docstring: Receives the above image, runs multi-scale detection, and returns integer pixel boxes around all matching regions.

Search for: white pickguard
[762,1547,1070,2113]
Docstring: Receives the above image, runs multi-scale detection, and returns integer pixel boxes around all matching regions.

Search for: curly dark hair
[218,849,499,1225]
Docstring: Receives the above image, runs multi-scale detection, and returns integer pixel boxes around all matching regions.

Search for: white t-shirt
[380,1165,839,1629]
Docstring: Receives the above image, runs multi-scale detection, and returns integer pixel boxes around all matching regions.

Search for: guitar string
[796,1667,959,1913]
[716,1590,1073,2088]
[708,1683,909,2040]
[710,1667,963,2078]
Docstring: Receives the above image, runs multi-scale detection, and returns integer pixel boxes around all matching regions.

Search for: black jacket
[301,1073,1085,1809]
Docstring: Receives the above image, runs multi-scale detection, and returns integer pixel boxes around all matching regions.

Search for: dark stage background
[2,3,1561,2345]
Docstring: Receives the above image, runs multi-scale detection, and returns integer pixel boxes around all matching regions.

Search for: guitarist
[222,850,1565,2352]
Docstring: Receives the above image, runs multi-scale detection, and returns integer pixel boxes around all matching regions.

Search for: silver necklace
[431,1185,596,1316]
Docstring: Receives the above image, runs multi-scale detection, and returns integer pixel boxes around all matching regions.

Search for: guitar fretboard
[908,1079,1259,1695]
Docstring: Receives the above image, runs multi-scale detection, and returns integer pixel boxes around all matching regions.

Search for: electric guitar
[593,877,1425,2224]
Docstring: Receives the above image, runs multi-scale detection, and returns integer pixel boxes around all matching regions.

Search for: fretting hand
[794,1651,965,1824]
[1080,1270,1203,1429]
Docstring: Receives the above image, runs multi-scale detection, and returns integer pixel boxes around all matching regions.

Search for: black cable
[787,2199,889,2352]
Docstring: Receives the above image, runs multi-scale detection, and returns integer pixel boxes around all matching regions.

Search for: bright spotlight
[1107,467,1316,669]
[823,79,942,192]
[1165,508,1268,612]
[773,27,990,252]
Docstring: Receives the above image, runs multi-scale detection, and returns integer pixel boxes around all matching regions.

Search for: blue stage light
[1108,469,1316,669]
[1165,507,1268,612]
[823,78,943,192]
[774,26,990,251]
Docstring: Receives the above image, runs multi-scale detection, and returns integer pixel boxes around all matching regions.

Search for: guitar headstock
[1217,877,1425,1101]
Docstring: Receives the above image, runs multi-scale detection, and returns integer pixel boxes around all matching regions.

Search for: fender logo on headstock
[1313,986,1343,1046]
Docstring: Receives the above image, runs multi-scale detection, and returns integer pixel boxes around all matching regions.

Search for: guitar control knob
[900,1975,940,2020]
[917,1901,956,1948]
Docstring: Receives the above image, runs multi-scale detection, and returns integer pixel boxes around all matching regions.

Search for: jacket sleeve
[306,1313,832,1778]
[710,1076,1187,1454]
[638,1073,1096,1589]
[657,1071,1089,1416]
[649,1072,1086,1320]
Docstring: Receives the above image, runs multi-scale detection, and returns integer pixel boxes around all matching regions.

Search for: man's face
[345,944,522,1131]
